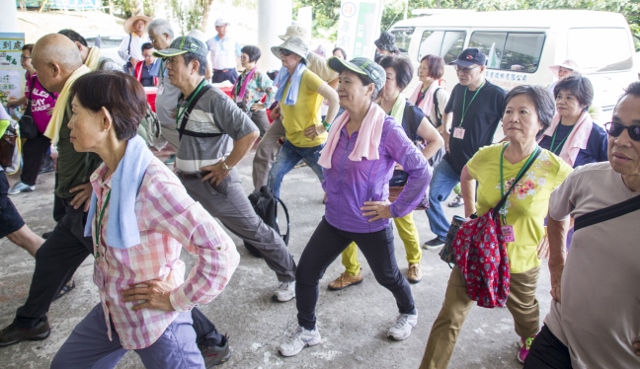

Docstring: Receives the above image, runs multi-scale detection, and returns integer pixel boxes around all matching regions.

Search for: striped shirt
[89,158,240,349]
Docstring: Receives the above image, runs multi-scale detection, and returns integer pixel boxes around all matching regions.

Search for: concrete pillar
[0,0,19,33]
[135,0,144,16]
[258,0,292,72]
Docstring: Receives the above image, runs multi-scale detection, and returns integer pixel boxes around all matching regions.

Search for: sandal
[448,195,464,208]
[53,279,75,301]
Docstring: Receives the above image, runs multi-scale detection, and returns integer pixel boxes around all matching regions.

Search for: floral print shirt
[466,143,572,273]
[232,69,276,114]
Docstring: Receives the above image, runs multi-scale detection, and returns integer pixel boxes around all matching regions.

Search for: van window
[389,28,414,55]
[568,28,633,72]
[418,30,466,63]
[469,32,545,73]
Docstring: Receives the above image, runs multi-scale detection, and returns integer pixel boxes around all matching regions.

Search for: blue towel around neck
[84,135,154,249]
[274,63,306,106]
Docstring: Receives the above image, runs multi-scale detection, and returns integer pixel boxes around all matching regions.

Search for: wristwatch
[221,160,231,171]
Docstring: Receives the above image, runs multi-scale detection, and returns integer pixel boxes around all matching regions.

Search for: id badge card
[93,264,106,289]
[453,127,465,139]
[501,225,515,243]
[157,84,164,95]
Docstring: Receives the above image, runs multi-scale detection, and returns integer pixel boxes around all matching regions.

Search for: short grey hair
[147,19,174,40]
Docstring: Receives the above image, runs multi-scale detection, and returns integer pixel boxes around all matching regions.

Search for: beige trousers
[419,266,540,369]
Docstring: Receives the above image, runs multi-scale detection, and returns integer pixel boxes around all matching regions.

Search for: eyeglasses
[605,121,640,142]
[279,49,293,57]
[454,65,479,74]
[20,56,31,61]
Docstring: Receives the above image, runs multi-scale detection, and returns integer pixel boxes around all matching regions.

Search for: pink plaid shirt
[89,158,240,349]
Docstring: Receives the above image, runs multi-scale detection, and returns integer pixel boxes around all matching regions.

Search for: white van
[389,10,637,121]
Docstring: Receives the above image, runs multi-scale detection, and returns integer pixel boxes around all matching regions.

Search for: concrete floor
[0,146,553,369]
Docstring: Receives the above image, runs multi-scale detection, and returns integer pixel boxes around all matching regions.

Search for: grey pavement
[0,146,552,369]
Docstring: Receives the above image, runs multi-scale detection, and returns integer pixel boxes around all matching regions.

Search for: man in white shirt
[118,15,151,75]
[206,18,241,84]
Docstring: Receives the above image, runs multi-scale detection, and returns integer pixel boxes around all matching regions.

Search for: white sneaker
[8,181,35,195]
[272,281,296,302]
[278,326,321,357]
[387,311,418,341]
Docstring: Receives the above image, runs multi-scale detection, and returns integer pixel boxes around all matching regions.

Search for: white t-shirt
[546,161,640,369]
[206,35,241,70]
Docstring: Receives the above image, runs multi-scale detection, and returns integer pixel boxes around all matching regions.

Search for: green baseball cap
[328,56,386,91]
[153,36,208,58]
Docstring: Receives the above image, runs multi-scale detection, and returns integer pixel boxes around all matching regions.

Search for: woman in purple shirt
[8,43,58,195]
[278,57,431,357]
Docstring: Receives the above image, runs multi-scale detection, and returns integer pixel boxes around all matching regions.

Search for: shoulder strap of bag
[274,195,290,243]
[433,88,442,127]
[574,194,640,231]
[24,76,36,112]
[494,146,541,212]
[178,84,224,140]
[127,33,132,56]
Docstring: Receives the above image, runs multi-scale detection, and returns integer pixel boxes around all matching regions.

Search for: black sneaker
[422,236,445,250]
[200,338,231,367]
[38,156,55,174]
[0,321,50,347]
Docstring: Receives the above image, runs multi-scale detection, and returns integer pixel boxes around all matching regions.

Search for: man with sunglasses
[423,48,506,248]
[525,82,640,368]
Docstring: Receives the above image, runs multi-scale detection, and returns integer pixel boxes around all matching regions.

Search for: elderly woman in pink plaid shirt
[50,71,240,369]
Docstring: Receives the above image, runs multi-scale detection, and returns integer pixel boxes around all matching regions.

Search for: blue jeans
[425,159,461,240]
[268,140,324,198]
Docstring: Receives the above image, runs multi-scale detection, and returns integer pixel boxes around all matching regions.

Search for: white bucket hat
[214,18,230,27]
[548,59,580,78]
[271,37,309,65]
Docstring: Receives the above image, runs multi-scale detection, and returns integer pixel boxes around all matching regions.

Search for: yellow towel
[44,65,91,145]
[85,46,102,71]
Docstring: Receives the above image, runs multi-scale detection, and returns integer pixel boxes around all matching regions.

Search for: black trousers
[524,324,573,369]
[20,134,51,186]
[295,217,415,330]
[13,200,224,346]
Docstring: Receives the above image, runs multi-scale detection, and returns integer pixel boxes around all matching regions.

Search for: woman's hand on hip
[362,200,392,222]
[122,278,176,312]
[304,124,326,140]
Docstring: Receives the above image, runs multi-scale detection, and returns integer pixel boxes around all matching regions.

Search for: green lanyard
[499,143,537,225]
[175,79,206,128]
[460,81,485,127]
[549,123,574,155]
[94,190,112,256]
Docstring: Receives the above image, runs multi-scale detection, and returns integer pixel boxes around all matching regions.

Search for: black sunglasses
[605,121,640,142]
[279,49,293,57]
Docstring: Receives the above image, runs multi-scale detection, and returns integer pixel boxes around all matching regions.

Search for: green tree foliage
[293,0,640,46]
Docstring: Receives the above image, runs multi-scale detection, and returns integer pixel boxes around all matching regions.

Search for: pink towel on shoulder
[408,81,440,116]
[540,110,592,167]
[318,103,386,169]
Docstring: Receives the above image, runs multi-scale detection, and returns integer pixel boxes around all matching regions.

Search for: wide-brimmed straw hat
[124,15,152,34]
[548,59,580,78]
[271,37,309,65]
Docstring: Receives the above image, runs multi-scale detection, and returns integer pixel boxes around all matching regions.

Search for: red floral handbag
[452,146,541,308]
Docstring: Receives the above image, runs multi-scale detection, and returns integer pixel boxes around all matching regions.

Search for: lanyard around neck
[549,122,575,154]
[94,189,112,253]
[175,79,206,127]
[499,143,537,224]
[460,80,485,127]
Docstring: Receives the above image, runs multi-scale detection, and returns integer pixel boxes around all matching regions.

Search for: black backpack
[244,186,290,257]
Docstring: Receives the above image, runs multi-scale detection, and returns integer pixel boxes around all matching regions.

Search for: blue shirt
[539,122,608,168]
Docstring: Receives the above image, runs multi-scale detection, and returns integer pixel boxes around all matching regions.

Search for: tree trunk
[201,0,214,33]
[436,0,441,8]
